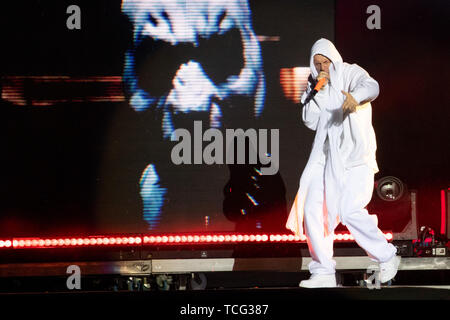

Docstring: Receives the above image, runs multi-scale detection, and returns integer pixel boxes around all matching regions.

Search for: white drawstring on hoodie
[286,38,380,236]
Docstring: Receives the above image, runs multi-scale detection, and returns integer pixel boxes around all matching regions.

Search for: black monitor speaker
[367,176,418,240]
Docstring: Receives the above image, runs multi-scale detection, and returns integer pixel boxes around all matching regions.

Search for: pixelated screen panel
[0,0,334,236]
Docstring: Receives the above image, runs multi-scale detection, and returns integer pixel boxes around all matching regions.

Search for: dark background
[335,0,450,231]
[0,0,448,236]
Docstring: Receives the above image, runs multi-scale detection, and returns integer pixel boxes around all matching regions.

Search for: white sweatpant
[303,162,397,275]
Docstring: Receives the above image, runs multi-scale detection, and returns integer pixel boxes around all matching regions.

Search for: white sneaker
[379,255,401,283]
[299,274,337,288]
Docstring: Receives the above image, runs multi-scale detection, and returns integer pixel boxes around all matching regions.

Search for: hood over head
[309,38,343,85]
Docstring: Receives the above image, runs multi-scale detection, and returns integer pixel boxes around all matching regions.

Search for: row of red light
[0,236,142,249]
[0,232,393,249]
[143,234,270,244]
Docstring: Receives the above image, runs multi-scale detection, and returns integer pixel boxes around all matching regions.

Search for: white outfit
[286,39,396,275]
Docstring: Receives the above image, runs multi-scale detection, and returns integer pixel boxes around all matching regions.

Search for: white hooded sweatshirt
[286,38,380,236]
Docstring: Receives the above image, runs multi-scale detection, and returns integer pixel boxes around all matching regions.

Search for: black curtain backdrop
[336,0,450,231]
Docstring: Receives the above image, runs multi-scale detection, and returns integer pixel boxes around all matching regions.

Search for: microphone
[313,77,327,93]
[302,77,327,105]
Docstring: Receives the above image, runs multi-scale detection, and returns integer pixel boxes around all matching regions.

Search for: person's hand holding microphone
[316,71,329,89]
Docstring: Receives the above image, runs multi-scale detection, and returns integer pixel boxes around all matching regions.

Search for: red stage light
[441,189,446,235]
[0,240,12,248]
[2,232,393,249]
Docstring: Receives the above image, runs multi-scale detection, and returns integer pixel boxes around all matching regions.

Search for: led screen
[0,0,334,236]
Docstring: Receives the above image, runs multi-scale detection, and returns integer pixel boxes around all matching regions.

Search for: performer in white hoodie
[286,38,400,288]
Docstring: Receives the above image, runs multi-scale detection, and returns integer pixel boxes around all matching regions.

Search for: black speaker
[367,176,418,240]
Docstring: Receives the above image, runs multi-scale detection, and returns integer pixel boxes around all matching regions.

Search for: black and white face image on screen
[0,0,335,236]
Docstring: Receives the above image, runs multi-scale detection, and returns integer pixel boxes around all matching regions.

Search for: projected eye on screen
[0,0,335,236]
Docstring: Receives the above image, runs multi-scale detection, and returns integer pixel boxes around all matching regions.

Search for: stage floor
[0,286,448,317]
